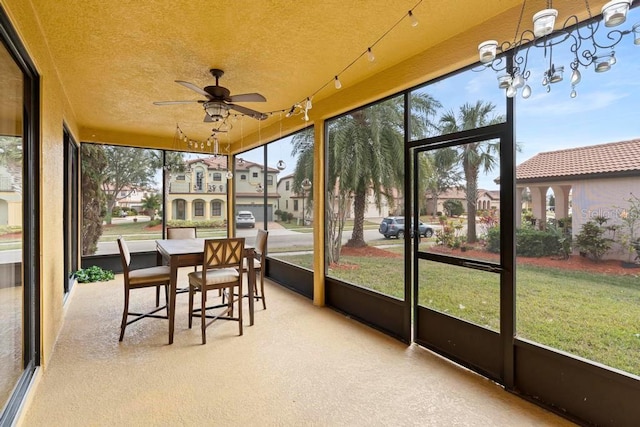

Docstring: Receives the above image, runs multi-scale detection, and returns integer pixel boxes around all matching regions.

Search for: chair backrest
[167,226,197,239]
[202,238,245,270]
[255,229,268,257]
[117,237,131,275]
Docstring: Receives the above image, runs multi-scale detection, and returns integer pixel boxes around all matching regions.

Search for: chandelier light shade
[532,9,558,37]
[602,0,632,26]
[478,40,499,63]
[477,0,639,99]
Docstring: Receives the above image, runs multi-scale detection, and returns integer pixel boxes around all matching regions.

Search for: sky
[214,8,640,192]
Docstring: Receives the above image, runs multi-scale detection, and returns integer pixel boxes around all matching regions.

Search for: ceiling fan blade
[175,80,211,98]
[228,103,268,120]
[228,93,266,102]
[154,100,200,105]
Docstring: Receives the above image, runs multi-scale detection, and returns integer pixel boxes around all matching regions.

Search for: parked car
[378,216,434,239]
[236,211,256,228]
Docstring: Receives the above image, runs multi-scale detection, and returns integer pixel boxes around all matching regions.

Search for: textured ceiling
[22,0,592,152]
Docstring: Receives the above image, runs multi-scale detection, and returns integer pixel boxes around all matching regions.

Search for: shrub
[166,219,226,228]
[486,226,564,257]
[575,216,614,261]
[443,199,464,217]
[435,218,465,249]
[75,266,114,283]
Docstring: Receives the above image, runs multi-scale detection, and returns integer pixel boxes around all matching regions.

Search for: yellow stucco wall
[1,0,80,369]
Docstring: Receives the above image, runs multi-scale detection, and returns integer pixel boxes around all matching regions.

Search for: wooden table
[156,238,256,344]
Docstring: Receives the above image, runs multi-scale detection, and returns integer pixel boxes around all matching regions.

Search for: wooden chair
[166,226,198,298]
[117,237,171,341]
[166,226,197,240]
[187,238,245,344]
[243,229,269,309]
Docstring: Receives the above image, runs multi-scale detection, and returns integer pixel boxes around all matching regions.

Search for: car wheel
[424,229,433,238]
[397,230,405,239]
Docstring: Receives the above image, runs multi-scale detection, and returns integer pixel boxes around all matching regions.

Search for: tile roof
[516,139,640,181]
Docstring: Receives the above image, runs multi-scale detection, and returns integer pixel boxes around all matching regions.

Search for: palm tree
[291,93,441,262]
[438,101,504,243]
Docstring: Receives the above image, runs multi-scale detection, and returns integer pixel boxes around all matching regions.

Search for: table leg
[168,256,178,344]
[247,249,255,326]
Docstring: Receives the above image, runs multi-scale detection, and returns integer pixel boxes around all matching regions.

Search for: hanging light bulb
[303,110,309,121]
[305,97,313,110]
[276,160,287,171]
[286,106,294,117]
[226,170,233,180]
[609,51,617,65]
[522,85,532,99]
[570,87,577,98]
[334,76,342,89]
[408,10,418,27]
[570,68,582,85]
[367,47,375,62]
[506,84,517,98]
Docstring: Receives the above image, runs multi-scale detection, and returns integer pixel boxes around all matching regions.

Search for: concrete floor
[18,272,575,426]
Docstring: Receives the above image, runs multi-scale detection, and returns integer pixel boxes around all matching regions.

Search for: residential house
[515,138,640,260]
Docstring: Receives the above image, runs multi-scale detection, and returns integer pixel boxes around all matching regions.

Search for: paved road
[93,227,397,255]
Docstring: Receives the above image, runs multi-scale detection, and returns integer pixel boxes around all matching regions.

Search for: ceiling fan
[154,68,268,121]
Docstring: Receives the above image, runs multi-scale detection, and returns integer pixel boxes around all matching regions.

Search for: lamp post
[301,178,312,226]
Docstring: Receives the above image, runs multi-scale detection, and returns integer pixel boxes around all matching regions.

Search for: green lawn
[276,248,640,376]
[273,219,380,232]
[100,222,226,241]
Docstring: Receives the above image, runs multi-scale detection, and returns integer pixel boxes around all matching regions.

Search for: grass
[100,222,226,241]
[277,248,640,377]
[273,219,380,233]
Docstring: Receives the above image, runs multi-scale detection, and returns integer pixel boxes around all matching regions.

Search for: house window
[176,175,185,180]
[194,201,204,216]
[213,172,221,182]
[267,175,273,185]
[240,174,246,180]
[286,181,290,191]
[286,200,288,209]
[195,171,204,190]
[294,200,299,211]
[252,172,258,178]
[211,200,222,216]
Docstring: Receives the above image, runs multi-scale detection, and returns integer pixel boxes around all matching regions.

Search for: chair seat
[188,268,240,287]
[242,258,261,270]
[128,265,171,285]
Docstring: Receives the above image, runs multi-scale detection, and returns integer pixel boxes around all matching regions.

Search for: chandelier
[478,0,640,98]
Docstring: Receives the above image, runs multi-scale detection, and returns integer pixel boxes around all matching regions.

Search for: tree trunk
[465,168,478,244]
[327,189,348,264]
[345,190,367,247]
[105,196,116,225]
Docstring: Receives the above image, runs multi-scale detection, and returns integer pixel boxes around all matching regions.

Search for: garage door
[236,205,273,222]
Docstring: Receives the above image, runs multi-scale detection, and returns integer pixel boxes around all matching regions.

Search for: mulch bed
[335,245,640,276]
